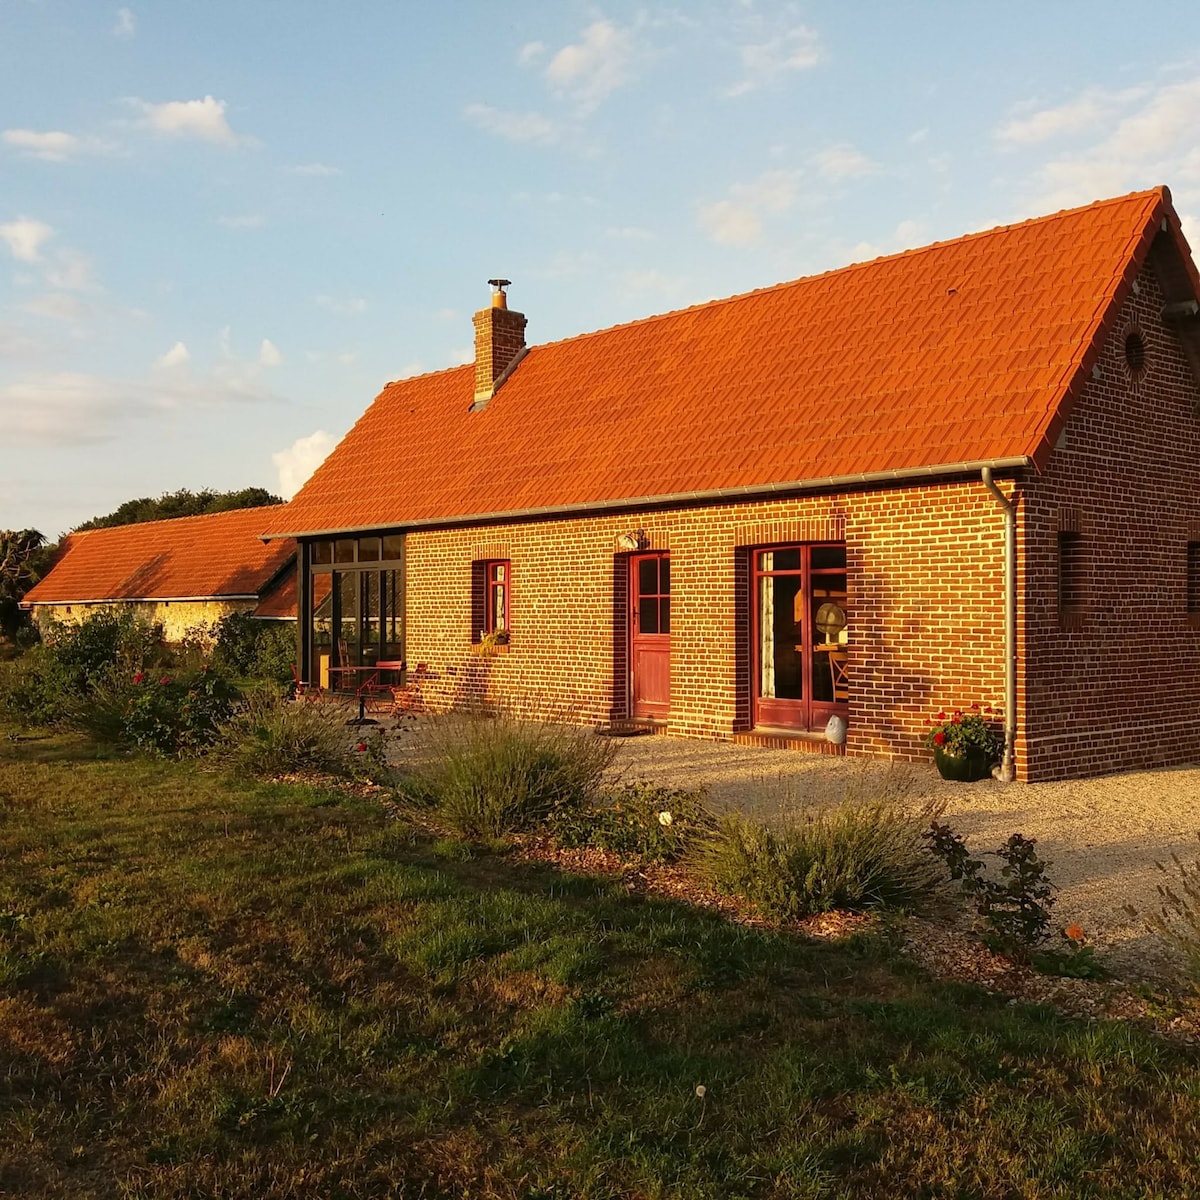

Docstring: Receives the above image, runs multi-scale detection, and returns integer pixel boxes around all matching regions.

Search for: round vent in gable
[1123,328,1148,381]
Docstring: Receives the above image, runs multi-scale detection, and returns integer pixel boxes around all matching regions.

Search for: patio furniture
[389,662,428,715]
[291,663,324,702]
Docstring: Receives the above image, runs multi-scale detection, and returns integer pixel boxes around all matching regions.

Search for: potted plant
[477,627,510,656]
[925,703,1003,782]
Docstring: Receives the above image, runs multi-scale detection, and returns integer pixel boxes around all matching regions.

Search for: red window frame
[484,560,510,634]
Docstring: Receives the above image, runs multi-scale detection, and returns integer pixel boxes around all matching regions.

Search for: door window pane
[759,574,804,700]
[358,537,381,562]
[382,535,404,561]
[638,557,659,597]
[312,540,332,565]
[334,539,356,564]
[659,557,670,594]
[639,596,660,635]
[811,545,845,571]
[758,548,801,573]
[660,597,670,634]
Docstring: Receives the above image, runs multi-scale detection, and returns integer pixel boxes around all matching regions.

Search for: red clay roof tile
[23,508,295,606]
[262,188,1196,538]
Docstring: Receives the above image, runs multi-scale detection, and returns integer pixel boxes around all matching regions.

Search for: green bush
[72,666,240,756]
[550,781,716,863]
[697,796,945,920]
[925,823,1056,960]
[210,688,374,780]
[402,715,618,838]
[0,610,163,727]
[212,612,296,685]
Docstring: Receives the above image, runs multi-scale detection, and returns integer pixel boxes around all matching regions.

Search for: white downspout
[981,467,1017,782]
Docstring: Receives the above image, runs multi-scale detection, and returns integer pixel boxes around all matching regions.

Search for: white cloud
[463,103,559,144]
[812,142,878,181]
[273,430,334,498]
[2,373,144,445]
[155,341,190,369]
[446,346,473,366]
[698,200,762,245]
[606,225,655,240]
[22,293,86,321]
[315,294,368,315]
[1017,75,1200,215]
[45,250,96,292]
[726,24,823,97]
[698,169,802,246]
[219,213,266,229]
[0,216,53,262]
[619,268,687,298]
[996,86,1146,147]
[131,95,249,145]
[518,41,546,67]
[113,7,135,37]
[259,338,282,367]
[290,162,341,176]
[2,129,119,162]
[544,20,636,113]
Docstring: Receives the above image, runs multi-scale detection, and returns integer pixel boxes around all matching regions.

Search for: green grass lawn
[2,729,1200,1199]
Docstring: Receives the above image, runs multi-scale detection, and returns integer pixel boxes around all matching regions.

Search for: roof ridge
[72,503,287,537]
[519,187,1167,356]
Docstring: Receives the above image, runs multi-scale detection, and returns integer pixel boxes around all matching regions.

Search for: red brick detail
[473,305,526,401]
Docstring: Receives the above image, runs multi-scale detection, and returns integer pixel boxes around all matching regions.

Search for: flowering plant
[925,702,1003,760]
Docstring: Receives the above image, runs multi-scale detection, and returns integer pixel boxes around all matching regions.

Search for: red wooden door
[630,553,670,719]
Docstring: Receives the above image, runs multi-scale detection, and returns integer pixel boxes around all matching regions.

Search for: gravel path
[607,735,1200,970]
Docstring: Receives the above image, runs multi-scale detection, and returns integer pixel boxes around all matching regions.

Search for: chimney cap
[488,278,511,291]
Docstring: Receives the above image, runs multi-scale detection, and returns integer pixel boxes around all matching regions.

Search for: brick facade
[1018,261,1200,779]
[400,480,1010,768]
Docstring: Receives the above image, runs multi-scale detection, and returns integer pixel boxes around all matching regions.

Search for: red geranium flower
[935,711,947,721]
[159,676,170,686]
[132,671,146,685]
[933,731,946,746]
[356,742,367,752]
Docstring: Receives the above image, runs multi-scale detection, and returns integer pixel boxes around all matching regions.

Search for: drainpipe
[981,467,1017,782]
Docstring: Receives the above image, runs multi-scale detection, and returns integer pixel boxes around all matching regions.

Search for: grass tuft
[696,794,946,919]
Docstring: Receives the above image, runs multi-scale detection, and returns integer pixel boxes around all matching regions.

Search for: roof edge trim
[263,456,1034,540]
[21,593,261,608]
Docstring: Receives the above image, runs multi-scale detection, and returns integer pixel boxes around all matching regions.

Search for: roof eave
[261,456,1035,540]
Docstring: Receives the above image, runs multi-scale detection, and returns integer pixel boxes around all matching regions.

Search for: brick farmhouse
[262,187,1200,782]
[22,507,297,640]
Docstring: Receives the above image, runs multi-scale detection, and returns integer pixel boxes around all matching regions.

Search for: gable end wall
[1019,260,1200,779]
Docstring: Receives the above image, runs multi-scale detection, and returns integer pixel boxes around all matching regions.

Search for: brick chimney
[472,279,527,409]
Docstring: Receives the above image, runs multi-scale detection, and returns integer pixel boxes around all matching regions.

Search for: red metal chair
[389,663,428,715]
[291,663,324,702]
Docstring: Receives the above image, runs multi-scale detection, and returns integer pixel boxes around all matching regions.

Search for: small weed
[432,837,474,862]
[926,823,1056,960]
[550,780,716,862]
[1127,834,1200,982]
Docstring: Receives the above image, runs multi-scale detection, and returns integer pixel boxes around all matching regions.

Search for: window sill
[471,642,510,657]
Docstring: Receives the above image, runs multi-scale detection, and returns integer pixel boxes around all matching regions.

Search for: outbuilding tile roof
[262,187,1198,538]
[23,507,295,606]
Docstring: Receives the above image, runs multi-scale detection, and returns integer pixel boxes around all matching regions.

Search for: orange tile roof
[23,507,295,606]
[262,187,1199,538]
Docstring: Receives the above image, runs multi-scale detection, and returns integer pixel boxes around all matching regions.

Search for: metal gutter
[21,594,260,608]
[981,467,1018,783]
[261,456,1034,541]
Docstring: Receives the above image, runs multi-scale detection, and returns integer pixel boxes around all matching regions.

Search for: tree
[0,529,48,640]
[74,486,283,531]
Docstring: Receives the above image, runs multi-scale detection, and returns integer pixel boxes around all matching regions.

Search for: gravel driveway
[607,735,1200,971]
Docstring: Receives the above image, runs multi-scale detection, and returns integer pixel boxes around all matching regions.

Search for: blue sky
[4,1,1200,536]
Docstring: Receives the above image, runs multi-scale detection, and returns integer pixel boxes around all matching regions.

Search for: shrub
[1127,836,1200,982]
[212,612,296,685]
[0,610,164,727]
[72,666,240,756]
[925,823,1056,960]
[550,781,716,863]
[698,796,946,920]
[403,714,618,838]
[209,688,360,778]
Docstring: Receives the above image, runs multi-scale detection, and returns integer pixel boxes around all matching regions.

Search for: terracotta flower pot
[933,744,995,783]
